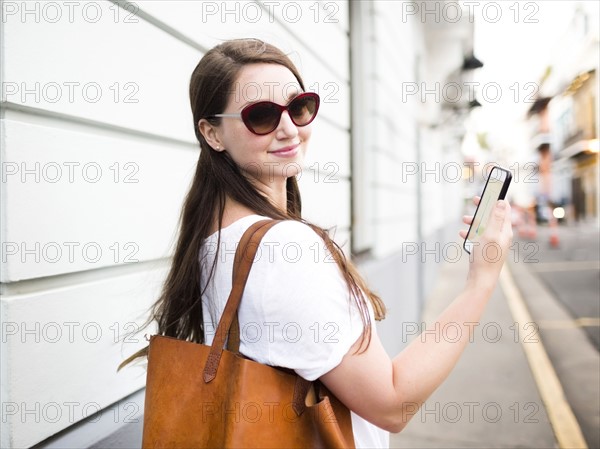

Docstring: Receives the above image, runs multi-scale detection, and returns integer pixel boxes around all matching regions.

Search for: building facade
[526,2,599,226]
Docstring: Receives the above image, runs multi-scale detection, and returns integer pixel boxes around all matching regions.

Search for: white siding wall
[351,1,427,259]
[0,1,351,447]
[370,3,422,257]
[358,1,464,259]
[350,1,469,357]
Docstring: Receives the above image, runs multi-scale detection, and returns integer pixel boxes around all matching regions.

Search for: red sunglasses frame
[209,92,320,135]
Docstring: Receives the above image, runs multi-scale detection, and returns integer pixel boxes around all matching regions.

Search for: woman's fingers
[479,200,513,260]
[459,199,478,238]
[501,200,514,243]
[485,200,509,237]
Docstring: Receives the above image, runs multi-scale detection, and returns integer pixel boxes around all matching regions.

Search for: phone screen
[464,167,511,253]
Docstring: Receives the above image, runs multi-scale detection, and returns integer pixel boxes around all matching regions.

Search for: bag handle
[202,218,313,416]
[203,219,280,382]
[224,219,262,353]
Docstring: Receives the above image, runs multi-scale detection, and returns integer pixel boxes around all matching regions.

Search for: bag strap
[225,218,260,353]
[224,314,241,353]
[201,217,313,416]
[203,219,280,383]
[202,218,313,415]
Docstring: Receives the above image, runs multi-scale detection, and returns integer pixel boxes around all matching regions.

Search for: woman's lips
[269,144,300,157]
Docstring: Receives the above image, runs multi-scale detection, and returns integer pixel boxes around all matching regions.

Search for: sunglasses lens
[241,93,320,135]
[289,95,318,126]
[245,103,280,135]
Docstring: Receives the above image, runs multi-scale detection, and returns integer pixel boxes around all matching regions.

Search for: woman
[148,38,512,448]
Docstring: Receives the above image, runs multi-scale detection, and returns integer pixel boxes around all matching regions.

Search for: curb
[506,259,600,449]
[501,266,586,449]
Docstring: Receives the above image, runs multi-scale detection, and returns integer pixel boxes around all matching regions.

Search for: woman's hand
[459,196,513,295]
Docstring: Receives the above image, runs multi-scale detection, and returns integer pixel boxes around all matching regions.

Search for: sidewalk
[390,253,557,448]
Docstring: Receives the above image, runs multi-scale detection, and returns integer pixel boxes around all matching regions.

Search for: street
[510,220,600,448]
[515,222,600,350]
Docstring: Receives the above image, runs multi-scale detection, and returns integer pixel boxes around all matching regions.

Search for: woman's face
[207,63,312,189]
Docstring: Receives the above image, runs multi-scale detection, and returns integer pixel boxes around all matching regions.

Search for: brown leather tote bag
[141,219,355,448]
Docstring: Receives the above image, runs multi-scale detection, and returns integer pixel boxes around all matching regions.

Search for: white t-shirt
[200,214,389,449]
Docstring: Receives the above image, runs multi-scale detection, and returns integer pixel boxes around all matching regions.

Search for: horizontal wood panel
[305,120,350,177]
[2,3,201,142]
[138,0,349,78]
[298,173,350,231]
[1,117,198,281]
[0,267,165,448]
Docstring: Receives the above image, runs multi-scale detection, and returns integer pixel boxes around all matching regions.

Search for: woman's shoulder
[204,214,329,262]
[266,219,321,242]
[213,214,322,243]
[205,213,267,240]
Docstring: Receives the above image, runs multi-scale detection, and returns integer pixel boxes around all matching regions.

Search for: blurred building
[526,2,600,225]
[1,1,478,447]
[526,96,554,221]
[553,67,599,222]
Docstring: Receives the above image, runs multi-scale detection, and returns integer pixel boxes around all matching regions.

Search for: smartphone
[463,166,512,254]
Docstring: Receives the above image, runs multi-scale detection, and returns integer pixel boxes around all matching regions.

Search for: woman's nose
[276,111,299,138]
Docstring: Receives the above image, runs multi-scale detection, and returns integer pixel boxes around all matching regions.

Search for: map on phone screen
[468,176,504,241]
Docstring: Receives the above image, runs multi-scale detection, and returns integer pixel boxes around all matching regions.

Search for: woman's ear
[198,119,224,151]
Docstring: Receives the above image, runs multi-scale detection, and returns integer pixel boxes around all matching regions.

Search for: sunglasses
[208,92,320,135]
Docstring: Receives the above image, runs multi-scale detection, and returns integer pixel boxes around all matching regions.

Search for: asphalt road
[515,221,600,351]
[511,220,600,449]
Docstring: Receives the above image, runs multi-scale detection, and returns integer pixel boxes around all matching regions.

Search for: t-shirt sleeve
[249,220,371,381]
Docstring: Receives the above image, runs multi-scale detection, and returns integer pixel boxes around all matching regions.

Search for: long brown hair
[120,39,385,369]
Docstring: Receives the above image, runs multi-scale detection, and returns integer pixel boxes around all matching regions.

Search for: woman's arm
[320,198,513,433]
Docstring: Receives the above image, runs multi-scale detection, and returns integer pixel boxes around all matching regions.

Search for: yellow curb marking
[538,318,600,329]
[500,267,588,449]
